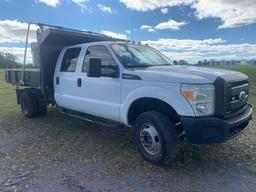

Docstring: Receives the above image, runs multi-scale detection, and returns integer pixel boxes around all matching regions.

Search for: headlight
[181,84,215,116]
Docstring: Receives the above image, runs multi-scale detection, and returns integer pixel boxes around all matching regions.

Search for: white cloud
[155,19,187,30]
[126,30,131,34]
[148,28,156,32]
[101,30,128,40]
[0,20,38,43]
[142,38,226,51]
[162,51,203,63]
[140,25,156,32]
[71,0,90,13]
[120,0,256,28]
[161,8,168,14]
[36,0,90,13]
[37,0,60,7]
[141,20,187,32]
[97,4,112,13]
[140,25,156,33]
[142,38,256,63]
[193,0,256,28]
[119,0,193,11]
[140,25,152,30]
[162,50,256,63]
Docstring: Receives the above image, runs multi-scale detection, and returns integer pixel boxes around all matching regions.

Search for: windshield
[111,43,172,68]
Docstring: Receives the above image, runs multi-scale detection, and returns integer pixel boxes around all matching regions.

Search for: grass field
[0,66,255,192]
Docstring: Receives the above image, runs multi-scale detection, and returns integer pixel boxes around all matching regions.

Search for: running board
[61,109,124,129]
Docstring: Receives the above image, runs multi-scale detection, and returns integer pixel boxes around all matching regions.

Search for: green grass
[0,69,19,114]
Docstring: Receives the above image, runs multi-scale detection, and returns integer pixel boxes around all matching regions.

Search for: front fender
[120,85,195,125]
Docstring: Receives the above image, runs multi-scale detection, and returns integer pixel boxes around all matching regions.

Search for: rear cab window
[60,47,81,72]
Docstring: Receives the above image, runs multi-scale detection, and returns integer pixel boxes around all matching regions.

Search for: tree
[202,59,209,66]
[196,59,209,66]
[178,60,189,65]
[0,52,21,69]
[197,60,203,66]
[173,60,178,65]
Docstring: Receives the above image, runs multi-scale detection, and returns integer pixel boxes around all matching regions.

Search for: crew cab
[5,23,253,165]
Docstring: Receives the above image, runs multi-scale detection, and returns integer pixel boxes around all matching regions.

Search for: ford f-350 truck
[5,23,253,165]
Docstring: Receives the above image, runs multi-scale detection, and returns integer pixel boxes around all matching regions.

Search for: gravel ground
[0,109,255,192]
[0,67,255,192]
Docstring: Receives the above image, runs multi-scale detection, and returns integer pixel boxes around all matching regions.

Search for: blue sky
[0,0,255,63]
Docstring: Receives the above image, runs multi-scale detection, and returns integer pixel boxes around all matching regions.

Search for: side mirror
[87,58,101,77]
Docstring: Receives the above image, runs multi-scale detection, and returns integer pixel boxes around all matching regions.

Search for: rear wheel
[21,91,39,118]
[36,91,47,116]
[134,111,179,165]
[20,89,47,118]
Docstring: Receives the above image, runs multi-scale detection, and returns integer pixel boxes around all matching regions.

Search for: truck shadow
[41,108,255,169]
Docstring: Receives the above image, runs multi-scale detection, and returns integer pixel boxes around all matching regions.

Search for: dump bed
[5,23,124,101]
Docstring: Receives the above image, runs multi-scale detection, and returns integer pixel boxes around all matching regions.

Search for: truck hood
[130,65,244,84]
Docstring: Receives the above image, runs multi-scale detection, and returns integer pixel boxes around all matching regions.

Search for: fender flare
[120,86,195,125]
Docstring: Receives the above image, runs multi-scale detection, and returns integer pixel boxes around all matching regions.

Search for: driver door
[75,45,121,121]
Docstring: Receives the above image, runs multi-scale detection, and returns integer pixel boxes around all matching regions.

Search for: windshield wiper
[156,64,172,66]
[126,63,172,69]
[126,64,152,68]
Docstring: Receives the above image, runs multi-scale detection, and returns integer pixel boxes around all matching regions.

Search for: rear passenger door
[54,47,82,110]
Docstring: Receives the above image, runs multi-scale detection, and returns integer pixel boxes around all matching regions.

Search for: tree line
[172,59,209,65]
[0,52,22,69]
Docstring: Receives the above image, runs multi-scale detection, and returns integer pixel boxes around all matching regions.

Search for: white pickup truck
[6,23,253,165]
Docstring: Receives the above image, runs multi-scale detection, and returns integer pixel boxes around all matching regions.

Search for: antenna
[131,13,134,41]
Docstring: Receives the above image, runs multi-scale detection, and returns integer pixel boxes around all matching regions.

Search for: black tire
[38,102,47,116]
[20,91,39,118]
[134,111,179,165]
[36,91,47,116]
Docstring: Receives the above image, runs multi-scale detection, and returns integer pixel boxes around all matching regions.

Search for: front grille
[214,74,249,119]
[225,81,249,118]
[228,80,248,88]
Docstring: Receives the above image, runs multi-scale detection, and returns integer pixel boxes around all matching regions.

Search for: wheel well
[128,98,183,132]
[17,88,46,105]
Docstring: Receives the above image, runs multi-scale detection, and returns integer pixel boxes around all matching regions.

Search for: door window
[82,46,119,78]
[60,47,81,72]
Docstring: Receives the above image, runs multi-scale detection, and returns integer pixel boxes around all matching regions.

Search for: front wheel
[134,111,179,165]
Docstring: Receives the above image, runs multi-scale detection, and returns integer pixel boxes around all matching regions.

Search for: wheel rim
[140,123,161,155]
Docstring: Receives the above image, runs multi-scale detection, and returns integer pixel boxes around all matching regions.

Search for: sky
[0,0,256,64]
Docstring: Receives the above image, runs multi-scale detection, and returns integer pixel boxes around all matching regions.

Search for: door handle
[56,77,59,85]
[77,78,82,87]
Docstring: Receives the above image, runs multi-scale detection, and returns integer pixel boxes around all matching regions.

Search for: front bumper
[181,104,253,144]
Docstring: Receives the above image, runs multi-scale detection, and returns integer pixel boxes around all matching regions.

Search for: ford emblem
[239,91,246,101]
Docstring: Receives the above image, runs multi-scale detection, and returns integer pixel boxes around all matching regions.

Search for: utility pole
[21,23,30,85]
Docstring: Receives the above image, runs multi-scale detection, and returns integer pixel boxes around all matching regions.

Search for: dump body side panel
[5,70,40,87]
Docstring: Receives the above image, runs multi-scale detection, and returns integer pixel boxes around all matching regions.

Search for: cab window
[82,45,119,78]
[60,47,81,72]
